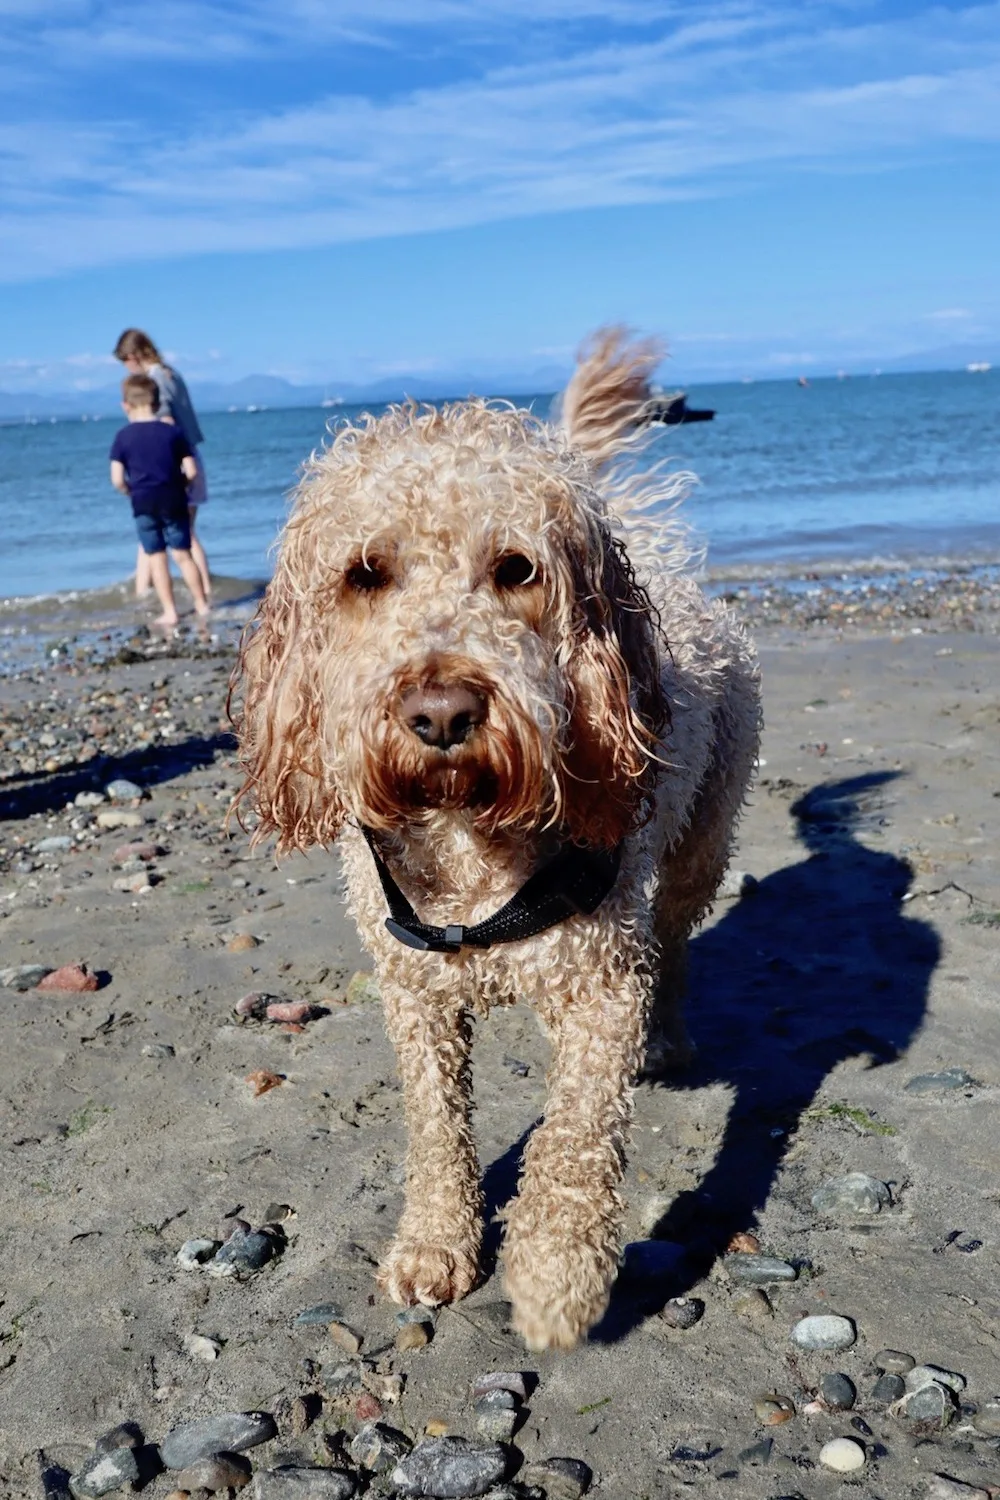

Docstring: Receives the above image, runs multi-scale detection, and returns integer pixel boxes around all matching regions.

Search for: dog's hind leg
[377,976,483,1308]
[502,965,647,1350]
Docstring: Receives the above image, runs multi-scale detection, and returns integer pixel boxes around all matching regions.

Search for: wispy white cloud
[1,2,999,281]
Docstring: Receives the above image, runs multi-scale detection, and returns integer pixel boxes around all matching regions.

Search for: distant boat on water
[643,389,715,426]
[967,361,992,374]
[321,395,345,408]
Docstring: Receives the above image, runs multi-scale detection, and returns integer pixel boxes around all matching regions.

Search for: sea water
[1,369,998,599]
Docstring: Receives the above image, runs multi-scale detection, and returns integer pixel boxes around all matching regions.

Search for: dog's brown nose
[400,683,487,750]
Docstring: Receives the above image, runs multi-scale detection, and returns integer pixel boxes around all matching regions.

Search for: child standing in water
[109,374,210,628]
[113,328,212,601]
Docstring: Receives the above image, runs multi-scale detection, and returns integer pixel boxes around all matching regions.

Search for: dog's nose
[400,683,487,750]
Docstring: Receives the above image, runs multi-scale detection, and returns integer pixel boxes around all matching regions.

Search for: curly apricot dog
[231,329,760,1351]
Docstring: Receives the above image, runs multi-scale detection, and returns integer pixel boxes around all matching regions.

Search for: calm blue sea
[1,369,998,599]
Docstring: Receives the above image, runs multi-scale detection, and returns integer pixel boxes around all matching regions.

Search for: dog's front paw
[504,1222,618,1351]
[377,1237,479,1308]
[637,1025,697,1082]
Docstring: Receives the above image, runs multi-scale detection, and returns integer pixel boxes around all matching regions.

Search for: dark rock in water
[210,1225,283,1277]
[659,1296,705,1330]
[820,1373,857,1410]
[391,1437,508,1497]
[94,1424,144,1455]
[875,1349,916,1375]
[69,1447,140,1497]
[620,1240,686,1282]
[810,1173,891,1218]
[872,1373,906,1404]
[905,1068,975,1094]
[521,1457,593,1499]
[160,1411,277,1469]
[350,1421,412,1473]
[253,1468,356,1499]
[294,1302,343,1326]
[177,1453,253,1491]
[723,1253,797,1285]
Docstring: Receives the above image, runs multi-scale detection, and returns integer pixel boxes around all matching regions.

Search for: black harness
[363,828,622,953]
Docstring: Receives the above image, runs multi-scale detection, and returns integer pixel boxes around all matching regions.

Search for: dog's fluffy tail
[556,326,662,470]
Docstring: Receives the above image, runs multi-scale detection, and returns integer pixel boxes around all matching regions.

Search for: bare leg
[377,979,482,1307]
[187,506,212,600]
[504,973,646,1350]
[135,543,153,598]
[169,548,210,616]
[147,551,179,626]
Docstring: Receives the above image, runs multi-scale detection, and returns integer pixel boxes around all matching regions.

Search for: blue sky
[1,0,999,392]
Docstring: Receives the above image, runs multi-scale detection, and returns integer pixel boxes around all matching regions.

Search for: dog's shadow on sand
[488,770,937,1344]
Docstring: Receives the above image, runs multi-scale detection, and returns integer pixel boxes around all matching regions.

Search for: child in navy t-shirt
[109,374,210,627]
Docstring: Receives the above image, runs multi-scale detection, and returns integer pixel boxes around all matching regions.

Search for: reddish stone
[266,1001,314,1024]
[36,963,100,992]
[112,842,162,864]
[354,1393,383,1423]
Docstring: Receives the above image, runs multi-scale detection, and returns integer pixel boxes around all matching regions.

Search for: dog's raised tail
[557,326,663,470]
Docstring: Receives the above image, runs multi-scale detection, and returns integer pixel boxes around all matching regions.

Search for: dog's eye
[494,553,538,589]
[344,557,390,592]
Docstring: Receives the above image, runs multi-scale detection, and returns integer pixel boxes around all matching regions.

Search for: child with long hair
[113,329,212,602]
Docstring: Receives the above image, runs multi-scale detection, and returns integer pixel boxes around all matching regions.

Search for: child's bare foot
[153,612,179,629]
[195,602,211,618]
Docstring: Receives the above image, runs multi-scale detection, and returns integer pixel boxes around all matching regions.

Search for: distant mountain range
[0,344,995,420]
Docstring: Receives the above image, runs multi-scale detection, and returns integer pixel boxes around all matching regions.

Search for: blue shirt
[149,364,205,449]
[110,421,192,518]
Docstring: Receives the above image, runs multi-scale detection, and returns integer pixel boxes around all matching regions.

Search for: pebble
[141,1042,175,1059]
[875,1348,916,1374]
[391,1437,507,1498]
[235,992,268,1018]
[733,1289,774,1323]
[872,1373,906,1404]
[727,1231,761,1253]
[396,1321,431,1352]
[659,1296,704,1330]
[471,1373,528,1402]
[37,963,99,992]
[791,1314,857,1352]
[520,1458,592,1499]
[820,1373,857,1410]
[106,778,144,800]
[362,1370,404,1405]
[177,1238,221,1270]
[328,1321,363,1355]
[971,1400,1000,1437]
[724,1253,797,1285]
[354,1393,383,1423]
[323,1364,363,1397]
[160,1412,277,1469]
[396,1307,437,1328]
[252,1469,356,1499]
[246,1069,284,1097]
[177,1454,252,1492]
[294,1302,343,1327]
[228,933,260,953]
[350,1422,413,1473]
[474,1391,518,1443]
[266,1001,314,1024]
[810,1172,891,1218]
[35,835,73,853]
[895,1381,957,1429]
[619,1240,686,1282]
[75,790,106,808]
[345,972,380,1005]
[112,842,161,864]
[96,810,144,830]
[0,963,53,990]
[209,1227,281,1277]
[114,872,153,894]
[818,1437,866,1473]
[754,1395,795,1426]
[95,1424,144,1454]
[925,1478,991,1500]
[906,1365,967,1394]
[905,1068,975,1094]
[185,1332,223,1361]
[69,1448,141,1497]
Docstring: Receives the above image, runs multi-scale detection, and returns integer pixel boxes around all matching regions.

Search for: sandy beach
[1,581,999,1499]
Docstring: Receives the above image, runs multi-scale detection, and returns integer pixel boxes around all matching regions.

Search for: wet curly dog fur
[231,330,760,1351]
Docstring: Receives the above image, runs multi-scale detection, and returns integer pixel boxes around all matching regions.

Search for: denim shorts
[135,512,192,555]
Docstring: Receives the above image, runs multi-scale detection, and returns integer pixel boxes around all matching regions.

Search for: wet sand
[1,579,999,1497]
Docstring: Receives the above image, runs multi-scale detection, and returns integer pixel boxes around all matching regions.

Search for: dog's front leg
[377,972,482,1308]
[503,970,646,1350]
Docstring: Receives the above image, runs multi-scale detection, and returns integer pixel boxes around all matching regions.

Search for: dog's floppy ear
[558,527,668,848]
[558,326,662,469]
[228,573,346,853]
